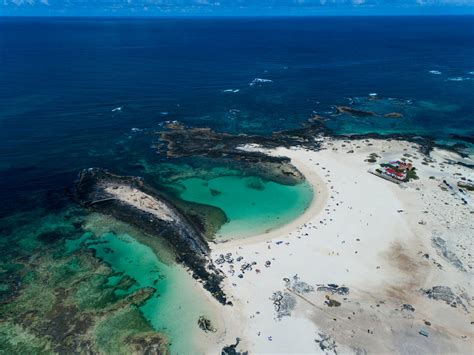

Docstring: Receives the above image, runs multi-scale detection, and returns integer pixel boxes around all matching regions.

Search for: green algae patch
[73,272,118,311]
[0,322,53,355]
[94,307,168,355]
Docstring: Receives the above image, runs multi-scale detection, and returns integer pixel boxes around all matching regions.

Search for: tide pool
[176,175,313,240]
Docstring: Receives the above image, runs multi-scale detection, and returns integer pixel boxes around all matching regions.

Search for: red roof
[385,168,405,178]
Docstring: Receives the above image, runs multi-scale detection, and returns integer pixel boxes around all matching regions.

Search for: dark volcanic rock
[316,283,350,296]
[74,168,229,305]
[156,123,328,185]
[221,337,248,355]
[450,134,474,145]
[198,315,216,333]
[156,122,448,167]
[336,105,376,117]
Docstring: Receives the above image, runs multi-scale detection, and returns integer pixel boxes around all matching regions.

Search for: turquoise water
[76,228,215,354]
[176,175,313,239]
[65,231,93,254]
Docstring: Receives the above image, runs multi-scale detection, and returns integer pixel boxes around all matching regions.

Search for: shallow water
[176,175,313,239]
[80,227,215,354]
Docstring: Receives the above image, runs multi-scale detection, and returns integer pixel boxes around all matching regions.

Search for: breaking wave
[249,78,273,86]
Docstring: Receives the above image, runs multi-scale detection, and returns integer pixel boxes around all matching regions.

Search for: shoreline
[209,137,473,354]
[211,147,329,251]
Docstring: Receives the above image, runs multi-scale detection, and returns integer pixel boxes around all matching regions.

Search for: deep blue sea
[1,16,473,214]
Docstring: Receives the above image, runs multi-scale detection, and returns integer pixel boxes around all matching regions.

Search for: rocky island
[74,167,229,305]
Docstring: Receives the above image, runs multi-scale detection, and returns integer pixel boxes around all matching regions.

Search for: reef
[74,168,229,305]
[450,134,474,145]
[156,123,314,185]
[384,112,404,118]
[335,105,376,117]
[0,209,168,355]
[157,121,442,161]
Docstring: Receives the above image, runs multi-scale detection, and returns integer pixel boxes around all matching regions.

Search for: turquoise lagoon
[174,174,314,240]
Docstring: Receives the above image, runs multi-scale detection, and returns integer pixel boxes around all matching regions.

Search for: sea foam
[249,78,273,86]
[447,77,470,82]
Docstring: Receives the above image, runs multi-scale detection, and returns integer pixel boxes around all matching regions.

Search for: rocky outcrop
[74,168,229,305]
[157,124,309,185]
[421,286,469,312]
[431,236,466,272]
[335,106,376,117]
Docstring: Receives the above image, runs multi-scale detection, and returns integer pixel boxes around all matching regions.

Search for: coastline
[212,146,329,251]
[209,137,473,354]
[82,212,244,355]
[2,16,474,355]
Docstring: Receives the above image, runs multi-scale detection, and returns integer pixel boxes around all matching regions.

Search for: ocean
[1,16,473,213]
[0,15,473,353]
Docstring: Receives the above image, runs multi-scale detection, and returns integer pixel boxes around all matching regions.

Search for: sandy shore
[207,137,473,354]
[212,147,329,250]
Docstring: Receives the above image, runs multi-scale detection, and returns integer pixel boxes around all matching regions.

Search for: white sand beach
[204,137,473,354]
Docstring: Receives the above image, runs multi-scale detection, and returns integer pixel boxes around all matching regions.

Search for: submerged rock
[37,230,65,244]
[450,134,474,145]
[125,333,168,355]
[384,112,404,118]
[336,106,376,117]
